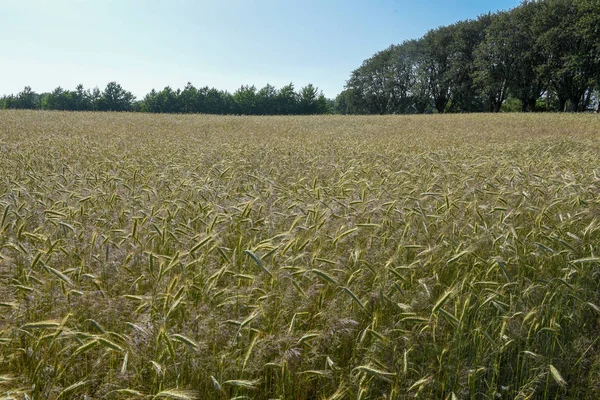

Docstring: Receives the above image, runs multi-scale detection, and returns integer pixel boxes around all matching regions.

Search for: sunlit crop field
[1,110,600,399]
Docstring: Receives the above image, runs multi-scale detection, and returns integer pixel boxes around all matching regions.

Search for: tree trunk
[558,97,567,112]
[527,98,537,112]
[435,96,447,114]
[415,100,427,114]
[570,96,580,112]
[521,99,528,112]
[488,96,496,113]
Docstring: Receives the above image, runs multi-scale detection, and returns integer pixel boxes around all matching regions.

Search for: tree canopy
[1,82,331,115]
[340,0,600,114]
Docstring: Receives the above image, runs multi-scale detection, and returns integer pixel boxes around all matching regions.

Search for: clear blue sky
[1,0,521,99]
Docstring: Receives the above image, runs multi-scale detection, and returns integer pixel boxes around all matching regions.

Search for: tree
[534,0,595,111]
[7,86,42,109]
[233,85,258,115]
[97,82,135,112]
[276,83,298,114]
[141,89,161,113]
[206,88,233,114]
[340,0,599,114]
[422,26,455,113]
[1,82,331,115]
[298,84,329,114]
[0,95,16,109]
[404,39,432,114]
[505,3,547,112]
[473,12,516,112]
[445,17,491,112]
[345,47,400,114]
[179,82,201,113]
[256,84,278,115]
[73,84,92,111]
[574,0,600,111]
[388,43,419,113]
[88,87,102,111]
[42,87,74,110]
[159,87,181,113]
[334,90,350,114]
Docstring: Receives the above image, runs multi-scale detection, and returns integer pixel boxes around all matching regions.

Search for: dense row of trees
[0,82,330,115]
[337,0,600,114]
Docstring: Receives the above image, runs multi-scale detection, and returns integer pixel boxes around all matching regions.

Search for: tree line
[3,0,597,116]
[336,0,600,114]
[0,82,331,115]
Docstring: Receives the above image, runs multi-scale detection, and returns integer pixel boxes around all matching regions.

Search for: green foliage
[256,84,278,115]
[275,83,297,115]
[42,87,74,110]
[298,84,329,115]
[500,96,522,112]
[334,90,350,114]
[345,47,400,114]
[533,0,593,111]
[345,0,600,114]
[473,11,516,112]
[2,81,330,115]
[422,25,454,113]
[445,17,492,112]
[0,86,43,110]
[506,3,547,112]
[233,85,258,115]
[138,82,328,115]
[97,82,136,112]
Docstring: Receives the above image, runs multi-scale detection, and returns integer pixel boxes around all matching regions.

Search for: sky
[0,0,521,99]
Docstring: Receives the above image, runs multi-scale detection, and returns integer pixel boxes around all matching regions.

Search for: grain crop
[0,110,599,399]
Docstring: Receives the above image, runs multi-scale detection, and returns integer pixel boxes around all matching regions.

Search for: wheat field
[1,110,599,399]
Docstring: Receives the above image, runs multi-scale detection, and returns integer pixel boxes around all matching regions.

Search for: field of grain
[0,110,599,399]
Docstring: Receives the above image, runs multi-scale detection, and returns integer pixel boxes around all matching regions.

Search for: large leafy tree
[404,39,433,114]
[345,46,401,114]
[473,11,517,112]
[334,90,350,114]
[422,25,454,113]
[574,0,600,111]
[446,16,491,112]
[341,0,598,114]
[388,43,419,113]
[534,0,595,111]
[505,3,547,112]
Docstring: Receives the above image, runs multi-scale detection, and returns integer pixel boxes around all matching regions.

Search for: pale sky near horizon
[1,0,521,99]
